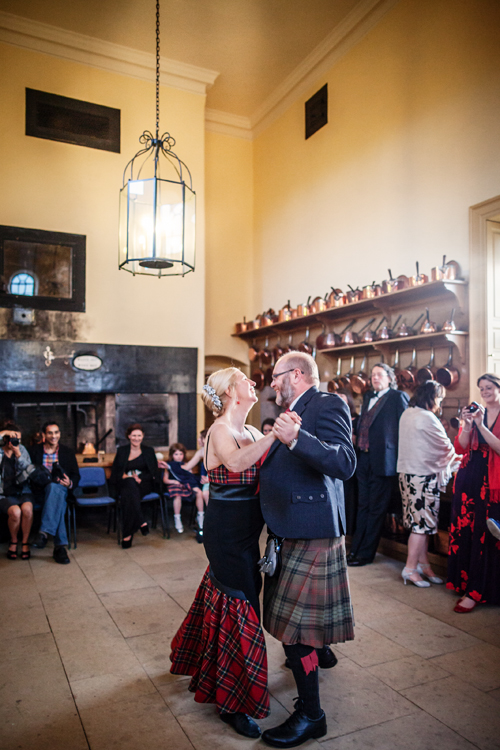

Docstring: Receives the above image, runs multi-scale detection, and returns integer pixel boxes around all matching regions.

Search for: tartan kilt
[170,567,270,718]
[263,536,354,648]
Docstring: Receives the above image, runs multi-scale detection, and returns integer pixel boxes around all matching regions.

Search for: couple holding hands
[170,351,356,748]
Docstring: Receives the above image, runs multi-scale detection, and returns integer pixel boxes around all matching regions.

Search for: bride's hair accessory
[203,384,223,411]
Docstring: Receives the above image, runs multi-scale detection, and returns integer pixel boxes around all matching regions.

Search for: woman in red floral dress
[447,374,500,612]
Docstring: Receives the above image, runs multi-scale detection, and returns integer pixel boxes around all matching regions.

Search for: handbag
[258,533,284,578]
[29,465,52,488]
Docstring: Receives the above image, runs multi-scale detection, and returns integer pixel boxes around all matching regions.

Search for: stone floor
[1,517,500,750]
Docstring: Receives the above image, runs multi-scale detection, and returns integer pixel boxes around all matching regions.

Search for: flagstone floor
[1,516,500,750]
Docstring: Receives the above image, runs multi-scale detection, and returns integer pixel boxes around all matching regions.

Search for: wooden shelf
[234,280,468,340]
[317,331,468,364]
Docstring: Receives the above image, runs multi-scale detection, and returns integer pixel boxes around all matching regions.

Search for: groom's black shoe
[220,711,261,738]
[347,555,371,567]
[284,645,337,670]
[261,706,327,748]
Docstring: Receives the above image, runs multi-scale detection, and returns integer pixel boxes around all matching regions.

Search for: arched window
[9,272,36,296]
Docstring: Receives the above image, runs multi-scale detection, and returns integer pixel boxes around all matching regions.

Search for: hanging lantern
[119,1,196,277]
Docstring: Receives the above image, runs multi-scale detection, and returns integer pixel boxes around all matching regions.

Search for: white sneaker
[174,515,184,534]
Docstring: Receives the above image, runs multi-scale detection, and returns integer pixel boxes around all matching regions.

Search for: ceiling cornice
[0,10,219,96]
[250,0,401,137]
[205,109,253,141]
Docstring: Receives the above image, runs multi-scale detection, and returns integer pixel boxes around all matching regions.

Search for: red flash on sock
[300,650,319,675]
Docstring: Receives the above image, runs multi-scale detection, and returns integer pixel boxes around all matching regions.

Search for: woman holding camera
[447,374,500,612]
[0,423,34,560]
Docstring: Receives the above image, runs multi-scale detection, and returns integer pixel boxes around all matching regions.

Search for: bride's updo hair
[202,367,241,417]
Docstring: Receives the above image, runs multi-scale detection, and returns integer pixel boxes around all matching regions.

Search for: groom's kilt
[263,536,354,648]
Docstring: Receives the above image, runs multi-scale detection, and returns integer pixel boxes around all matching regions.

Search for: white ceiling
[0,0,372,118]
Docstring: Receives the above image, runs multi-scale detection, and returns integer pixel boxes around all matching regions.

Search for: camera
[2,434,20,447]
[467,401,480,413]
[51,462,66,482]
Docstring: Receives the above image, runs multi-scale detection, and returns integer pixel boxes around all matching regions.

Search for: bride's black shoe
[220,711,261,738]
[140,523,149,536]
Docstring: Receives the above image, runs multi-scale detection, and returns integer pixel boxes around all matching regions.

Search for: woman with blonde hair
[170,367,276,738]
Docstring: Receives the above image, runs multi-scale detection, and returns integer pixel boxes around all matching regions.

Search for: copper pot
[310,294,328,314]
[410,261,429,287]
[326,287,345,308]
[261,309,276,326]
[361,281,382,300]
[399,349,418,390]
[273,337,284,361]
[327,358,342,392]
[435,347,460,389]
[345,285,361,304]
[441,308,456,333]
[260,337,273,365]
[251,365,265,391]
[397,274,410,290]
[396,313,424,337]
[247,317,261,331]
[351,355,370,395]
[298,327,313,354]
[338,356,355,390]
[392,349,403,388]
[431,255,461,281]
[420,308,438,334]
[342,318,375,345]
[416,348,436,384]
[278,301,294,323]
[377,314,402,340]
[328,320,356,347]
[282,333,296,354]
[382,269,400,294]
[361,317,386,343]
[248,340,259,362]
[235,317,248,334]
[296,296,312,317]
[316,324,339,350]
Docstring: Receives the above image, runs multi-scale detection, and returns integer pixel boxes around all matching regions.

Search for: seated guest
[0,422,35,560]
[164,443,205,534]
[261,418,275,436]
[109,424,164,549]
[31,422,80,565]
[182,430,209,506]
[397,381,459,587]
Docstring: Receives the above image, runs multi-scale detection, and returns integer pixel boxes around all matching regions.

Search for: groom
[259,351,356,748]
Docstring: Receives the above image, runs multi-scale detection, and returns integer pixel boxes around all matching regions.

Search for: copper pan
[396,313,424,337]
[377,314,402,340]
[397,274,410,290]
[441,308,456,332]
[298,327,313,354]
[235,317,248,334]
[248,340,259,362]
[399,349,418,390]
[361,317,386,343]
[316,324,339,350]
[382,269,400,294]
[310,294,328,314]
[435,347,460,389]
[361,281,382,300]
[338,356,355,390]
[342,318,375,345]
[326,287,345,308]
[410,261,429,287]
[273,336,284,361]
[431,255,461,281]
[296,296,312,317]
[247,317,261,331]
[345,285,361,304]
[278,301,294,323]
[416,348,436,384]
[251,365,265,391]
[420,308,438,334]
[260,337,273,366]
[327,358,342,392]
[282,333,296,355]
[351,355,370,395]
[392,349,403,389]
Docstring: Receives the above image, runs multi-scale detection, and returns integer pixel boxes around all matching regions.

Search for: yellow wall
[205,130,254,363]
[0,42,206,393]
[253,0,500,315]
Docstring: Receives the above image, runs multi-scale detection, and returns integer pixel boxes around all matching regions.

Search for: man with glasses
[259,352,356,748]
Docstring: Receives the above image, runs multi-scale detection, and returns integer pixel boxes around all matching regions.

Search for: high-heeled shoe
[401,567,430,587]
[140,523,149,536]
[121,535,133,549]
[21,543,31,560]
[417,563,443,584]
[6,541,17,560]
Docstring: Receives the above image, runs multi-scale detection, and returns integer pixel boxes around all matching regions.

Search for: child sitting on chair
[164,443,204,534]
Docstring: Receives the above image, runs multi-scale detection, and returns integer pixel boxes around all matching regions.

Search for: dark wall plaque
[305,84,328,140]
[26,88,121,153]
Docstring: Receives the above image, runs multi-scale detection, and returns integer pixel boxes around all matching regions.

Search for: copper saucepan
[278,300,294,323]
[431,255,461,281]
[410,261,429,287]
[338,356,355,390]
[351,355,370,395]
[235,317,248,334]
[441,308,456,333]
[392,349,403,389]
[342,318,376,345]
[435,347,460,389]
[361,281,382,300]
[399,349,418,390]
[377,314,402,340]
[327,358,342,393]
[316,324,340,350]
[397,274,410,290]
[420,308,438,334]
[260,337,273,366]
[416,348,436,384]
[298,327,313,354]
[326,287,346,308]
[382,269,400,294]
[324,319,356,348]
[282,333,296,354]
[396,313,424,337]
[345,285,361,304]
[361,317,386,343]
[273,336,284,361]
[296,296,312,317]
[251,363,265,390]
[310,294,328,314]
[248,340,259,362]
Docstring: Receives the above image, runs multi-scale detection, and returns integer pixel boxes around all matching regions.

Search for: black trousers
[350,451,394,562]
[118,477,153,538]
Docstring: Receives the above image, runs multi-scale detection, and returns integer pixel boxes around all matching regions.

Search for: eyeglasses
[271,368,304,380]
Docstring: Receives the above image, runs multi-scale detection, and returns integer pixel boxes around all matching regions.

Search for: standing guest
[259,352,356,749]
[109,424,165,549]
[31,422,80,565]
[397,381,459,587]
[447,374,500,612]
[261,418,275,436]
[164,443,205,534]
[348,363,409,567]
[0,423,35,560]
[336,388,359,535]
[170,368,276,738]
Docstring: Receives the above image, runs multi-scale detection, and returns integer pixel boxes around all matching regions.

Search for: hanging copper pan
[399,349,418,390]
[273,336,284,361]
[416,348,436,384]
[323,319,356,348]
[282,333,296,354]
[327,358,342,392]
[248,340,259,362]
[251,364,265,391]
[392,349,403,388]
[435,347,460,389]
[316,324,340,350]
[260,337,273,366]
[351,355,370,395]
[338,356,355,390]
[298,327,313,354]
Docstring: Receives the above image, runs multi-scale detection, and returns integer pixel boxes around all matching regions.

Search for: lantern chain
[155,0,160,140]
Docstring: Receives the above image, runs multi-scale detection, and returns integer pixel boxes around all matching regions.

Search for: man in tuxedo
[31,421,80,564]
[347,363,409,567]
[259,352,356,748]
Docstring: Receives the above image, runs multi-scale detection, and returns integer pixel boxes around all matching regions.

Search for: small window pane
[10,272,35,296]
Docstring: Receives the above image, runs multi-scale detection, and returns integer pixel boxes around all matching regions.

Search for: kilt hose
[263,536,354,648]
[170,567,270,719]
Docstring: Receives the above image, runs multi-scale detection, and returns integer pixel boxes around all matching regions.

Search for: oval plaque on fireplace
[73,353,102,371]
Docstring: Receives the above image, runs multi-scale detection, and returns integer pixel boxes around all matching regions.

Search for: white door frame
[469,194,500,395]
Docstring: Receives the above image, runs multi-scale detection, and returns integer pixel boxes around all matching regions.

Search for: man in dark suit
[347,363,409,567]
[31,421,80,564]
[259,352,356,749]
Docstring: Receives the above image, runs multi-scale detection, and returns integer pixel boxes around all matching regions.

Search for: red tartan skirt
[170,567,270,718]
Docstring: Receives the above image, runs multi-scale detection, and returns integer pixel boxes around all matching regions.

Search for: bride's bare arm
[207,423,275,472]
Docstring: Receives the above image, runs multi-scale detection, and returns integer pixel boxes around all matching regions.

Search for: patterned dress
[447,416,500,605]
[170,429,269,718]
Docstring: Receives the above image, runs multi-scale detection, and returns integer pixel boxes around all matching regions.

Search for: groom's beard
[275,374,295,409]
